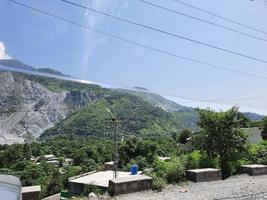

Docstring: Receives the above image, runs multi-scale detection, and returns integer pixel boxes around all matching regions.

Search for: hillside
[41,93,183,138]
[0,69,190,142]
[0,59,263,142]
[0,59,70,77]
[115,89,199,129]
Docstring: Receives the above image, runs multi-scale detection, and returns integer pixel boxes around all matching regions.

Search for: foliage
[147,173,167,191]
[196,107,248,179]
[248,141,267,164]
[177,129,192,144]
[153,158,186,183]
[41,93,182,139]
[262,117,267,132]
[0,135,185,197]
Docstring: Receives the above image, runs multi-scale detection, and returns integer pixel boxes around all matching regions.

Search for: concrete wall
[241,165,267,176]
[69,182,85,195]
[22,191,40,200]
[108,175,152,196]
[41,193,60,200]
[186,169,222,182]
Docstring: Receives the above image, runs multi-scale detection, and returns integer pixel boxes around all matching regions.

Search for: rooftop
[69,170,141,188]
[186,168,221,173]
[21,185,41,193]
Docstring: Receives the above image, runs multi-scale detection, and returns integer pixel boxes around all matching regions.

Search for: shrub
[249,141,267,165]
[178,129,192,144]
[148,173,167,191]
[185,150,201,170]
[153,157,185,183]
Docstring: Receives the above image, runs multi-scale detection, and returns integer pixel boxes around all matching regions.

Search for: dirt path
[114,174,267,200]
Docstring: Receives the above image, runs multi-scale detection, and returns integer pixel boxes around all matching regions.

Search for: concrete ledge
[41,193,61,200]
[21,185,41,200]
[108,175,152,196]
[186,168,222,182]
[241,164,267,176]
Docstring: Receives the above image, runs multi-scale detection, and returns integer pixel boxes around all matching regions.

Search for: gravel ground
[114,174,267,200]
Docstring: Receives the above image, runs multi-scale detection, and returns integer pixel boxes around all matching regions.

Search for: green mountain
[41,93,183,138]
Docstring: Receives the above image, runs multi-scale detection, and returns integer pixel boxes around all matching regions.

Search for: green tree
[196,107,247,179]
[178,129,192,144]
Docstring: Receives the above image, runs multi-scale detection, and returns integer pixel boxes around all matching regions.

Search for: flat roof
[110,175,152,184]
[69,170,140,188]
[186,168,221,173]
[242,164,267,168]
[21,185,41,193]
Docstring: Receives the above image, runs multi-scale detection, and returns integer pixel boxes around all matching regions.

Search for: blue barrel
[131,164,138,175]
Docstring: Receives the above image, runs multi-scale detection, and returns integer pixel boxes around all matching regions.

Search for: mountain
[0,59,70,77]
[0,70,189,142]
[115,89,199,129]
[41,93,182,139]
[0,59,263,143]
[0,59,35,71]
[0,71,107,143]
[243,112,265,121]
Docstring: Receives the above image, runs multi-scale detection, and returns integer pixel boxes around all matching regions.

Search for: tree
[196,107,247,179]
[177,129,192,144]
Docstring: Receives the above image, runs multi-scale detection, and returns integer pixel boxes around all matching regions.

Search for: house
[63,158,74,167]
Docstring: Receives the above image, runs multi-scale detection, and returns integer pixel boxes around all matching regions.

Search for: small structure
[40,154,59,166]
[69,170,142,195]
[158,156,171,161]
[63,158,74,167]
[241,164,267,176]
[21,185,41,200]
[186,168,222,182]
[103,161,114,171]
[0,174,21,200]
[108,175,152,196]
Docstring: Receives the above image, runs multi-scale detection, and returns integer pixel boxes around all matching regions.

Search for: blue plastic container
[130,164,138,175]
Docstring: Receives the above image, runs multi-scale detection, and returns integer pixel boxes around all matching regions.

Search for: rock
[88,192,98,200]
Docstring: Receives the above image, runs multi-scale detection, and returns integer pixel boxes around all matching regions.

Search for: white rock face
[0,72,69,140]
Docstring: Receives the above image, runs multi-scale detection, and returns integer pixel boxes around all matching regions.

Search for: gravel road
[114,174,267,200]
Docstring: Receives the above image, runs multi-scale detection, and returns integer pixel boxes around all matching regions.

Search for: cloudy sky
[0,0,267,114]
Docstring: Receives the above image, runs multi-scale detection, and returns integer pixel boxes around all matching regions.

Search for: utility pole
[105,117,121,179]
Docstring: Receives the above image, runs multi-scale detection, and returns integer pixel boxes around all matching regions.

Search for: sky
[0,0,267,114]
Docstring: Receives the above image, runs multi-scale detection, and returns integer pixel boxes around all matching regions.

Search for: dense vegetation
[41,93,182,138]
[1,108,266,198]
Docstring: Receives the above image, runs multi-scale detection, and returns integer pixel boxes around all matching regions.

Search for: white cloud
[0,41,12,60]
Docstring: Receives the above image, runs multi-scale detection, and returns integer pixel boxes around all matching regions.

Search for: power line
[171,0,267,35]
[8,0,267,81]
[137,0,267,42]
[60,0,267,64]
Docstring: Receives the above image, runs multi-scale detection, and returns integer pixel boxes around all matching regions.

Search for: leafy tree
[262,117,267,132]
[178,129,192,144]
[196,107,247,179]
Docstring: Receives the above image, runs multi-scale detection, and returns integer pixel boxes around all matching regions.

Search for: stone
[108,175,152,196]
[241,164,267,176]
[186,168,222,182]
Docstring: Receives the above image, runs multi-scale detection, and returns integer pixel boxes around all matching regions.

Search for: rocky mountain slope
[0,72,106,142]
[0,59,263,143]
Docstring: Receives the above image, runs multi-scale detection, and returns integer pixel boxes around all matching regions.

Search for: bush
[185,150,201,170]
[148,173,166,191]
[249,141,267,165]
[153,157,185,183]
[178,129,192,144]
[82,185,105,196]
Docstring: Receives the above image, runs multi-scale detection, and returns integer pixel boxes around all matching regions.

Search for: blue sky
[0,0,267,114]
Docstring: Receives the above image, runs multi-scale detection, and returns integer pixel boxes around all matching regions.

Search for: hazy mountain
[0,59,70,77]
[243,112,265,121]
